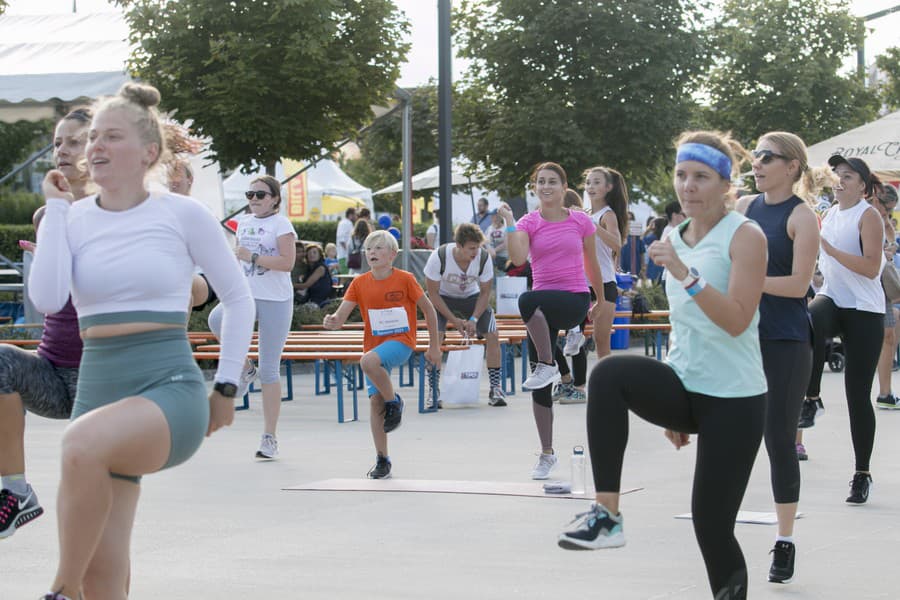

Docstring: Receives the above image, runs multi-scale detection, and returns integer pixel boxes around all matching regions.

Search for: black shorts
[601,281,617,304]
[191,273,219,312]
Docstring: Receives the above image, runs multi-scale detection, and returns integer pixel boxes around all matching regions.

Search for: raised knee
[360,353,381,374]
[60,423,101,473]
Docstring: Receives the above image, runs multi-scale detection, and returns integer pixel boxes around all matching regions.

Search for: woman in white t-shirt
[209,175,296,460]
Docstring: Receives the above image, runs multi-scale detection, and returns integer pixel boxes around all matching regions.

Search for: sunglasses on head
[245,190,271,200]
[752,149,788,165]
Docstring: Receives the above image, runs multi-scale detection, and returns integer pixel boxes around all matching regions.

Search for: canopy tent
[373,163,483,195]
[222,159,373,221]
[807,110,900,181]
[0,12,130,121]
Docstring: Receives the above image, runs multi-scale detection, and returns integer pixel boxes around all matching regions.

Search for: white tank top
[591,206,617,284]
[819,200,885,313]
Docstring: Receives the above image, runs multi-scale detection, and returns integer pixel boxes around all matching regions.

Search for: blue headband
[676,143,732,180]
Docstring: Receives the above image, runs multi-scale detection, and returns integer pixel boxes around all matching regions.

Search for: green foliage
[291,220,338,247]
[876,47,900,112]
[113,0,410,171]
[0,224,35,260]
[0,190,43,225]
[632,281,669,311]
[0,120,52,178]
[704,0,878,147]
[453,0,711,197]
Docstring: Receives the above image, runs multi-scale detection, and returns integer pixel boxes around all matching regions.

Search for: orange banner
[283,158,307,219]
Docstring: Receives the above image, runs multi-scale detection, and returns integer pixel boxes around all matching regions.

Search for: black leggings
[519,290,590,407]
[588,355,764,600]
[555,324,588,387]
[806,295,883,472]
[761,339,811,504]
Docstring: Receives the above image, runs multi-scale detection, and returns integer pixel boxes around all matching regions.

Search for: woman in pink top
[497,162,604,480]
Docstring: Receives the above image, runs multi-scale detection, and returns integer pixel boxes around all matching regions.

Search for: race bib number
[369,307,410,336]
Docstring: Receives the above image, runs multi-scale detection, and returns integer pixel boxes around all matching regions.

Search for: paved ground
[5,346,900,599]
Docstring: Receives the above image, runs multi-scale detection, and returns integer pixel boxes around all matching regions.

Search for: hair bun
[118,83,161,109]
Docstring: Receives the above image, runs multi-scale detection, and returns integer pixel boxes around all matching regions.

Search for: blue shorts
[365,340,414,397]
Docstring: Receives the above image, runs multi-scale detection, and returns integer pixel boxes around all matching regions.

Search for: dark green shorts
[73,328,208,483]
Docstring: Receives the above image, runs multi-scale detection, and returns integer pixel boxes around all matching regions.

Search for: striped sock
[488,367,501,388]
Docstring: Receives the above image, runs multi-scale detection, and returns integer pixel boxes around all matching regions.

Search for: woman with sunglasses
[803,155,884,505]
[209,176,296,460]
[737,132,826,584]
[559,131,767,600]
[30,82,253,600]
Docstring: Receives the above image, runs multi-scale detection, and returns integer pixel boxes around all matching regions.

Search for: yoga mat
[285,478,642,500]
[674,511,805,525]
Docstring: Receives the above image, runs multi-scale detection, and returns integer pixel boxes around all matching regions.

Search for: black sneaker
[0,485,44,539]
[798,397,823,429]
[877,394,900,409]
[768,540,796,584]
[846,472,872,504]
[383,394,404,433]
[367,455,392,479]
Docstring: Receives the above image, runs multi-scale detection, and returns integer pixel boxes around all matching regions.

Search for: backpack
[437,244,489,277]
[347,237,362,270]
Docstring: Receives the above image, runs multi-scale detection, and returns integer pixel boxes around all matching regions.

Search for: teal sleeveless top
[665,211,767,397]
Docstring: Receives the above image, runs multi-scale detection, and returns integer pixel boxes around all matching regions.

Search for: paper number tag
[369,307,410,336]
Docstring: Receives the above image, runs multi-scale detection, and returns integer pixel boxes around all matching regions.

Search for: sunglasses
[752,149,788,165]
[245,190,272,200]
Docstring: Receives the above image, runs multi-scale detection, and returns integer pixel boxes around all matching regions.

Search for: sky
[4,0,900,87]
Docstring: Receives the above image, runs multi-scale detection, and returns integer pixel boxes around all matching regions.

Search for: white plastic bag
[496,276,527,316]
[441,344,485,405]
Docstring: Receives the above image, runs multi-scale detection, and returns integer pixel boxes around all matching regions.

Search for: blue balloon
[378,215,393,229]
[388,227,401,240]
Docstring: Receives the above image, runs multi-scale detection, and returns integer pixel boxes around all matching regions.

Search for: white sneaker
[563,328,585,356]
[524,362,561,390]
[236,361,258,399]
[531,452,558,480]
[255,433,278,460]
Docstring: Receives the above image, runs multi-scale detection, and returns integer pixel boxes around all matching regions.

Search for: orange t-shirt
[344,269,424,351]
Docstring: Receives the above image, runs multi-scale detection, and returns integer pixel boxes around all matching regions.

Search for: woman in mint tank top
[558,131,768,600]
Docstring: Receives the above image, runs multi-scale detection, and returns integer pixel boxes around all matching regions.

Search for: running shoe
[383,394,404,433]
[796,443,808,461]
[236,361,258,399]
[488,385,507,407]
[255,433,279,460]
[41,594,73,600]
[797,397,823,429]
[552,382,574,402]
[367,455,392,479]
[563,328,585,356]
[559,388,586,405]
[558,503,625,550]
[846,472,872,505]
[768,540,796,584]
[876,394,900,409]
[0,485,43,539]
[524,362,561,390]
[531,452,558,480]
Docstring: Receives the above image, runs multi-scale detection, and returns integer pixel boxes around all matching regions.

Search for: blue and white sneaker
[383,394,404,433]
[558,503,625,550]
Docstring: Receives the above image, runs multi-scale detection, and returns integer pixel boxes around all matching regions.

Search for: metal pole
[396,88,413,271]
[438,0,453,244]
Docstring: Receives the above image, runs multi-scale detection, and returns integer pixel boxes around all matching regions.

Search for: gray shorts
[436,294,497,335]
[0,344,77,419]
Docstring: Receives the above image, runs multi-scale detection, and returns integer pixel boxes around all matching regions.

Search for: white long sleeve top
[29,192,255,384]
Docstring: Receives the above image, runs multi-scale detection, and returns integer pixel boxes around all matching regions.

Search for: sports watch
[214,381,238,398]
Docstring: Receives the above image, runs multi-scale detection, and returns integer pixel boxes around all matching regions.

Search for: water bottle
[571,445,586,495]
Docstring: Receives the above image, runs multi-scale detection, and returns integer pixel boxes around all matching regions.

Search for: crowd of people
[0,79,898,599]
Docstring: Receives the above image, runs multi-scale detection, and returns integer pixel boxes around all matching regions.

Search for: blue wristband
[685,277,706,297]
[505,225,517,233]
[468,316,478,322]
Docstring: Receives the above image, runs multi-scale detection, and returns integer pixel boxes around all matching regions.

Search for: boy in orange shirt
[324,230,441,478]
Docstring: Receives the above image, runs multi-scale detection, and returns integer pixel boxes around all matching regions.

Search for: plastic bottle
[571,445,586,495]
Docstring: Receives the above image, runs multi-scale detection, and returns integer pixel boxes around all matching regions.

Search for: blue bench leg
[655,331,662,361]
[335,360,359,423]
[236,393,249,411]
[521,337,529,384]
[282,360,293,401]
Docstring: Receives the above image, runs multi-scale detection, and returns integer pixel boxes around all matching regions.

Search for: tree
[704,0,878,147]
[452,0,711,197]
[0,120,53,182]
[876,47,900,111]
[113,0,409,172]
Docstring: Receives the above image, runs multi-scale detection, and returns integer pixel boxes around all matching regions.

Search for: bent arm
[595,212,623,253]
[28,199,73,315]
[296,266,326,290]
[824,209,883,279]
[255,233,296,272]
[764,204,819,298]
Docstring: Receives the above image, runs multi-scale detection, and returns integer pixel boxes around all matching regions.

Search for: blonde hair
[674,130,749,206]
[324,242,338,257]
[93,83,167,168]
[364,230,398,253]
[759,131,834,205]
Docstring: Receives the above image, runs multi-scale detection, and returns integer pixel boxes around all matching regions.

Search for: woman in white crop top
[29,83,254,600]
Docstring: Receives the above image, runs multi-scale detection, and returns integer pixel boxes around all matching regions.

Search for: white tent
[373,163,483,195]
[0,11,130,121]
[222,159,373,220]
[807,110,900,181]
